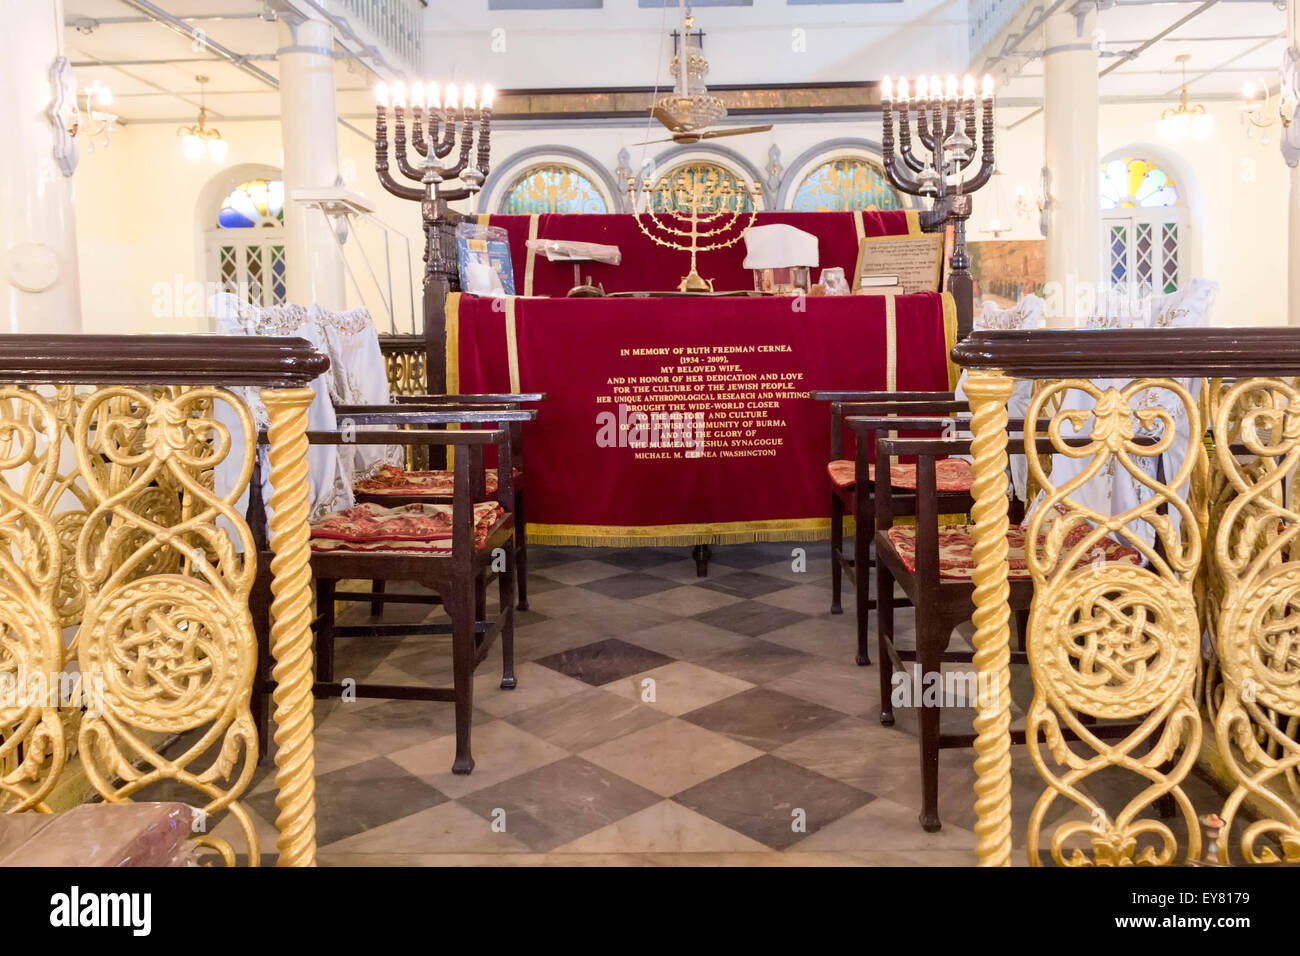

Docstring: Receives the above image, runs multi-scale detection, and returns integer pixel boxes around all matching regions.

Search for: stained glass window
[1099,158,1179,210]
[648,161,755,213]
[791,157,902,212]
[217,178,286,229]
[500,164,609,214]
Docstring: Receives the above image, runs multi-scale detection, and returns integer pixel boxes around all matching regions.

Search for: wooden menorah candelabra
[374,80,494,390]
[880,73,996,335]
[626,167,760,293]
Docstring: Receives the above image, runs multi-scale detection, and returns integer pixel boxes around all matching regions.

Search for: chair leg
[499,533,517,690]
[515,489,529,611]
[1014,608,1030,652]
[916,604,943,832]
[315,577,335,684]
[450,585,476,775]
[854,499,872,666]
[830,492,844,614]
[877,556,895,725]
[368,579,385,618]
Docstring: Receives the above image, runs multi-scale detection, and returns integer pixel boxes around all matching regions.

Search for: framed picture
[852,232,944,294]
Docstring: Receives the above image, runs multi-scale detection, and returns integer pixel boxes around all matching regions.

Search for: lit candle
[481,84,495,110]
[375,81,389,107]
[898,77,909,102]
[463,83,477,111]
[411,82,425,108]
[981,74,994,100]
[392,81,406,108]
[962,74,975,101]
[1242,80,1257,101]
[445,83,459,111]
[916,76,928,103]
[429,82,441,110]
[882,76,892,102]
[930,76,941,101]
[946,75,958,100]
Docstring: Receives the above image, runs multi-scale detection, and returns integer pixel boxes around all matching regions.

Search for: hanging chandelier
[1157,55,1212,142]
[80,80,117,153]
[177,76,227,162]
[655,7,727,132]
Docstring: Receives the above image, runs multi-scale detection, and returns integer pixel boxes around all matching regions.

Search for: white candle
[445,83,459,110]
[481,84,496,109]
[429,82,441,109]
[916,76,928,102]
[898,77,909,102]
[882,76,892,102]
[392,81,406,108]
[981,74,995,100]
[375,82,389,107]
[945,75,958,100]
[962,74,975,100]
[411,82,425,108]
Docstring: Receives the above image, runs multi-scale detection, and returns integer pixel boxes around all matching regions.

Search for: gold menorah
[627,165,761,292]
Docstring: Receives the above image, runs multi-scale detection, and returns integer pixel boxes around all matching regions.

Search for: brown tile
[534,638,676,686]
[554,800,768,853]
[675,755,873,850]
[622,619,752,661]
[472,661,588,718]
[698,640,816,686]
[681,687,846,751]
[504,687,669,751]
[766,657,873,715]
[386,719,569,798]
[458,756,661,852]
[320,801,530,856]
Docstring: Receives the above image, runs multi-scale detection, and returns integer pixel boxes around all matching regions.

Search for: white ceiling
[62,0,1292,126]
[990,1,1288,103]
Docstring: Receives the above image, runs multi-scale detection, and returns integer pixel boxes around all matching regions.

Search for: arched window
[209,177,287,305]
[648,161,756,213]
[790,156,903,212]
[1100,157,1185,295]
[499,163,609,214]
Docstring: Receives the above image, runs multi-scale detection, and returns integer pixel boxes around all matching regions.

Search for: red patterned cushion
[355,464,517,497]
[310,501,504,553]
[885,521,1141,580]
[826,458,973,493]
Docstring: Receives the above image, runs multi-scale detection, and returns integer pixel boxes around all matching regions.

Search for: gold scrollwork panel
[70,385,262,865]
[1023,379,1205,866]
[1209,378,1300,864]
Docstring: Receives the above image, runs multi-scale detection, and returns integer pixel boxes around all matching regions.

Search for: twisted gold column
[964,369,1015,867]
[261,387,318,867]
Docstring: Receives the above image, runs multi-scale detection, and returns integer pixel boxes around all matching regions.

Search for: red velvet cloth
[477,210,915,296]
[450,289,951,544]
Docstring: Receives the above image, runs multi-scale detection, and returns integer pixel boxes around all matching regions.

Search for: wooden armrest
[812,390,955,402]
[394,392,545,404]
[338,409,537,425]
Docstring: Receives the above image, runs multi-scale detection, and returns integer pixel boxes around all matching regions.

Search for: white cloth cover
[1029,278,1219,549]
[742,224,820,269]
[954,295,1047,500]
[209,295,352,528]
[311,305,405,481]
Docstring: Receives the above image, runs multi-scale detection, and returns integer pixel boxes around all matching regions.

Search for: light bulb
[445,84,458,110]
[962,75,975,100]
[207,137,228,162]
[375,82,388,107]
[930,76,941,101]
[989,217,1002,231]
[916,76,928,100]
[982,74,994,99]
[882,76,892,101]
[945,75,958,100]
[429,82,441,109]
[411,82,425,107]
[182,133,203,160]
[97,86,112,106]
[898,78,909,101]
[1192,111,1213,140]
[392,82,406,108]
[481,84,495,109]
[1242,81,1257,101]
[463,83,477,110]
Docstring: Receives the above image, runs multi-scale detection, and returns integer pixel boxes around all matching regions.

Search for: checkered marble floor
[226,542,1229,866]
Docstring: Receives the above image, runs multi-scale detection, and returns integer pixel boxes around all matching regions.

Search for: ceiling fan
[635,1,772,146]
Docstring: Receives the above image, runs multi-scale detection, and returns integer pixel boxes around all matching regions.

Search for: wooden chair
[861,421,1146,830]
[250,409,534,775]
[810,390,972,665]
[335,391,544,612]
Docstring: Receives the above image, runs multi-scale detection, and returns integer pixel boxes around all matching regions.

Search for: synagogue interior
[2,0,1300,879]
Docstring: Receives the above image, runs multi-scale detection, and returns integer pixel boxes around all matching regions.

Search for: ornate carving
[1022,379,1204,866]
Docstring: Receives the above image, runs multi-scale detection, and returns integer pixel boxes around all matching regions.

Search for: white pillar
[277,15,345,309]
[1042,8,1101,328]
[0,0,82,333]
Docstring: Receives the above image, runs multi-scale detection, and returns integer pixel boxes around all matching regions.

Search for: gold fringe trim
[941,291,960,389]
[504,296,521,392]
[523,214,539,296]
[528,518,833,547]
[905,209,922,236]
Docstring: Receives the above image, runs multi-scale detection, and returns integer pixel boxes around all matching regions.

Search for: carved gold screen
[0,382,312,865]
[964,368,1300,867]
